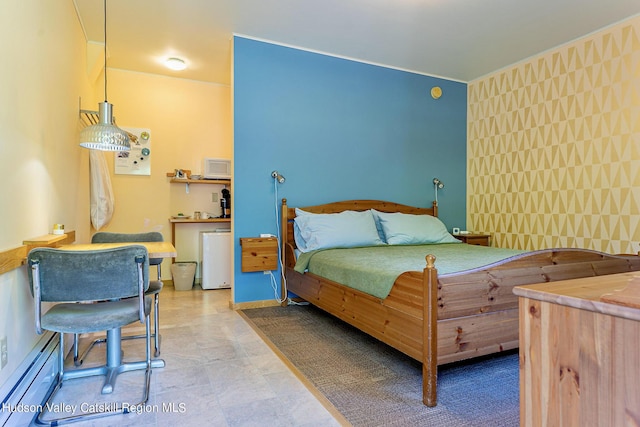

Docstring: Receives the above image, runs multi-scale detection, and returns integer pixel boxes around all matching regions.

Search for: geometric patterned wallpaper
[468,15,640,254]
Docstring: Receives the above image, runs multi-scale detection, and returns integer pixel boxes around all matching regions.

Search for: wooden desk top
[513,271,640,322]
[59,241,177,259]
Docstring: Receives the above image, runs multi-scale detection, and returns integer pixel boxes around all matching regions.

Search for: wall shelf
[169,218,230,224]
[169,178,230,185]
[167,172,232,247]
[0,231,76,275]
[165,172,230,186]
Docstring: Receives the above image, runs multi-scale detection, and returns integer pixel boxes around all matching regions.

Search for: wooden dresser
[514,273,640,427]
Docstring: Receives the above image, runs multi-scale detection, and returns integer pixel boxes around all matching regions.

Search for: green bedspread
[294,243,526,299]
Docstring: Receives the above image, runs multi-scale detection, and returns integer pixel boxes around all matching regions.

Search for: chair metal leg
[153,292,161,356]
[75,334,107,365]
[119,295,160,355]
[144,313,152,396]
[59,332,65,377]
[154,263,162,356]
[74,326,160,365]
[34,322,155,426]
[73,333,80,366]
[74,277,162,363]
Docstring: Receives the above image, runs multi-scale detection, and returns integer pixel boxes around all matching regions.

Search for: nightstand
[454,233,490,246]
[239,237,279,272]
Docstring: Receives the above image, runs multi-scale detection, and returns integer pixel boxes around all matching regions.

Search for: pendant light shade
[79,102,130,151]
[79,0,130,151]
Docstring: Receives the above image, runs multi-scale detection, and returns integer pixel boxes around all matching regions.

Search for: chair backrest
[91,232,163,265]
[27,246,149,303]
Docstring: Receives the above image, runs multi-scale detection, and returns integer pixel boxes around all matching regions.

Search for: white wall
[0,0,94,388]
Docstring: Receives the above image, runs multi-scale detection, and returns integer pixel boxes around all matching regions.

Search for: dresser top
[514,272,640,321]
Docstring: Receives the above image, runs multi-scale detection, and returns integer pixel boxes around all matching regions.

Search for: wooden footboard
[280,198,640,407]
[285,256,518,407]
[423,255,438,406]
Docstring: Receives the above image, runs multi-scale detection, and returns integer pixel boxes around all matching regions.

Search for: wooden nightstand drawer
[240,237,278,272]
[454,234,490,246]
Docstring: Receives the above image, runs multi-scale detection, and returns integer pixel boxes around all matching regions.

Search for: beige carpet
[241,304,519,427]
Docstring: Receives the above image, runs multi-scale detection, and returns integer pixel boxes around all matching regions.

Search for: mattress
[294,243,526,299]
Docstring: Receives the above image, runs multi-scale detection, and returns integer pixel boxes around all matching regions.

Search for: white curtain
[89,150,115,230]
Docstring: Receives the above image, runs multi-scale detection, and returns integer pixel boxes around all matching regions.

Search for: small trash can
[171,261,196,291]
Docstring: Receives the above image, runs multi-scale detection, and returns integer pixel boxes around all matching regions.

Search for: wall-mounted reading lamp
[270,170,288,304]
[271,171,285,184]
[433,178,444,204]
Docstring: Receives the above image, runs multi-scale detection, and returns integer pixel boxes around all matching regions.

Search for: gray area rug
[241,304,519,427]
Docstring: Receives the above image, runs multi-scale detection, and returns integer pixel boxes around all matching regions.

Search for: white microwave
[203,158,231,179]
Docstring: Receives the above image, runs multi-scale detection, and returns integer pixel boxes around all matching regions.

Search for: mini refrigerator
[200,230,231,289]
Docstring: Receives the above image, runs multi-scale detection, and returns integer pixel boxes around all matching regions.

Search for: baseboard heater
[0,332,58,426]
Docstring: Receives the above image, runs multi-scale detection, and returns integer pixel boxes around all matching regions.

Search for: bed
[280,198,640,406]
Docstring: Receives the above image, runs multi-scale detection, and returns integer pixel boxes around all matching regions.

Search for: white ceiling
[74,0,640,85]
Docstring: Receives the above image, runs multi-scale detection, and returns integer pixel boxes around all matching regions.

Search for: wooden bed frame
[280,198,640,406]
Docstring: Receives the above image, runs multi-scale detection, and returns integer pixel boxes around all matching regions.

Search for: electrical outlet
[0,336,7,370]
[211,192,218,202]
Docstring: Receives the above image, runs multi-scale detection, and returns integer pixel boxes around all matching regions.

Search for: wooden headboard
[280,199,438,262]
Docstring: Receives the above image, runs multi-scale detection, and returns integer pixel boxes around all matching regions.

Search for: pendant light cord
[103,0,108,102]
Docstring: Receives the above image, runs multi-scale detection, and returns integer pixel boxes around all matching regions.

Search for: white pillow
[293,208,384,252]
[371,210,460,245]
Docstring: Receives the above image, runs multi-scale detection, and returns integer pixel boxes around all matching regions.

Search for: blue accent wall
[233,36,467,303]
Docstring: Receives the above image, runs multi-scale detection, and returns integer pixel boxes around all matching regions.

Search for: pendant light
[79,0,130,151]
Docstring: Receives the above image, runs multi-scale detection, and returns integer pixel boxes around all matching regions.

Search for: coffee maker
[220,188,231,218]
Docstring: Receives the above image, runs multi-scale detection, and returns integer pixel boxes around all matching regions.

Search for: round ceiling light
[165,57,187,71]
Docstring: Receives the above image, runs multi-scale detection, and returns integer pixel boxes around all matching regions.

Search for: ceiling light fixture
[79,0,130,151]
[165,57,187,71]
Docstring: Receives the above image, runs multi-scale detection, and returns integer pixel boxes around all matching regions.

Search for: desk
[514,273,640,426]
[59,241,176,393]
[169,217,230,247]
[60,241,177,259]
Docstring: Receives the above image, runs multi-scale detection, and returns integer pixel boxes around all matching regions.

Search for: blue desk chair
[28,246,152,425]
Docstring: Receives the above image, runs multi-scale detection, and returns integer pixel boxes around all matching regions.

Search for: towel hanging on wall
[89,150,115,230]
